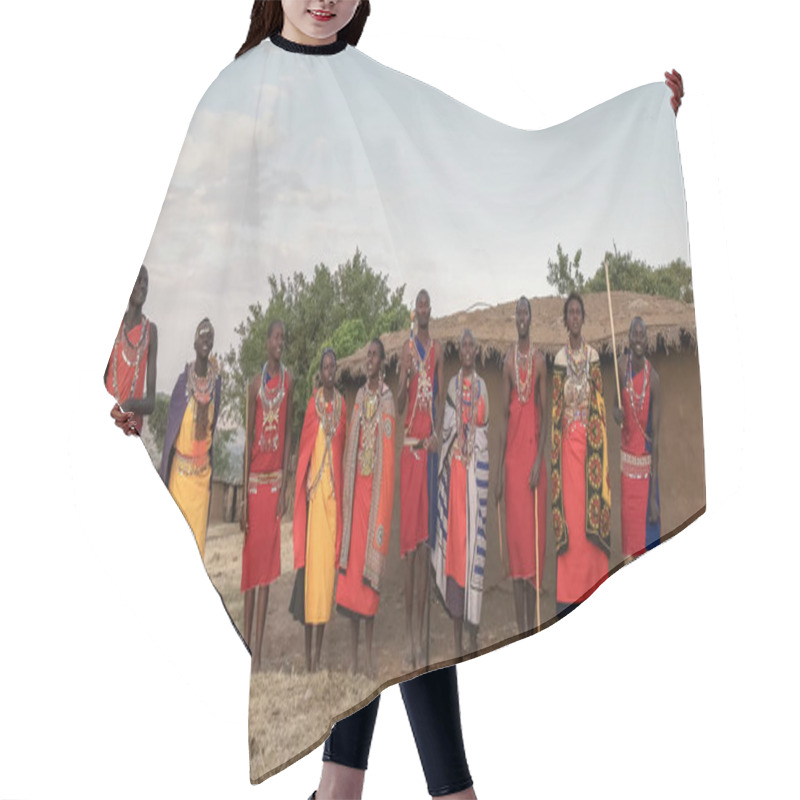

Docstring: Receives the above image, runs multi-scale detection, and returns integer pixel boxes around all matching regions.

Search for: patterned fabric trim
[339,386,395,592]
[621,450,652,479]
[551,355,611,557]
[173,450,211,476]
[249,470,282,489]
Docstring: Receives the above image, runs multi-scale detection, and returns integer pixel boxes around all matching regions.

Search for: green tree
[224,249,409,435]
[145,391,171,456]
[211,428,237,483]
[546,244,584,295]
[583,245,693,303]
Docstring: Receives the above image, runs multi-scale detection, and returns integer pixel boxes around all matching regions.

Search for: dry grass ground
[204,520,539,781]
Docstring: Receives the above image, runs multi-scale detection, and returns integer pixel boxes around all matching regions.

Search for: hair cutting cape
[106,34,704,782]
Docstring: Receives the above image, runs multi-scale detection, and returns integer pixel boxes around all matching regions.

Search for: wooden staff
[241,381,250,533]
[496,499,505,570]
[604,259,622,406]
[534,488,541,632]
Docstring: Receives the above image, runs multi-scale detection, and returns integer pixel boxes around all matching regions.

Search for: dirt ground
[203,520,544,781]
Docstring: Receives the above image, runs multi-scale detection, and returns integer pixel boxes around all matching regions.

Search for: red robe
[504,359,547,587]
[105,319,150,432]
[621,361,653,557]
[400,337,436,556]
[241,371,289,591]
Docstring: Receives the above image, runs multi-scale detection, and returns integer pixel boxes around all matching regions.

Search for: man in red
[396,289,444,669]
[496,296,547,634]
[105,265,158,434]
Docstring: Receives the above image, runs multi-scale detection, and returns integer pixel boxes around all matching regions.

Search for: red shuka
[504,362,547,587]
[621,363,652,557]
[400,338,435,556]
[241,372,288,591]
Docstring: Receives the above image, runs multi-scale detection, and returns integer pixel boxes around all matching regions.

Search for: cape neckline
[270,32,348,56]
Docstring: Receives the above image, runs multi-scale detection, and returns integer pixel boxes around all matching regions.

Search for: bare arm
[613,355,626,426]
[240,375,259,534]
[432,340,446,451]
[648,367,661,523]
[279,371,295,518]
[396,339,412,416]
[530,351,547,489]
[122,323,158,417]
[494,349,513,502]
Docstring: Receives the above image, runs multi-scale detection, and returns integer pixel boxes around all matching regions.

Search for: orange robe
[336,385,395,618]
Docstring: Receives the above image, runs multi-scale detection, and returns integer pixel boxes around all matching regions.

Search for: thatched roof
[338,292,697,380]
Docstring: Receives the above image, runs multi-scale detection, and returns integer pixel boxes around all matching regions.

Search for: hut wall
[209,480,244,524]
[341,347,704,608]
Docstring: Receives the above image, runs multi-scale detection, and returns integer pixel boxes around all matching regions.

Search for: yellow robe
[305,423,338,625]
[168,397,213,558]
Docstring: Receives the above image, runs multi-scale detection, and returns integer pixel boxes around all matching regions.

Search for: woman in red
[241,320,294,673]
[614,316,661,559]
[433,329,490,658]
[551,293,610,616]
[336,338,395,678]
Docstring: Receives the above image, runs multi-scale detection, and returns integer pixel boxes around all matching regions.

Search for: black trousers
[323,666,473,797]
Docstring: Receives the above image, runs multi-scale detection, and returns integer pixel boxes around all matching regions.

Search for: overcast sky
[138,37,688,392]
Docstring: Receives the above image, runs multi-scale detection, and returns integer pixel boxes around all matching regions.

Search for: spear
[497,499,505,571]
[604,259,622,406]
[534,489,541,632]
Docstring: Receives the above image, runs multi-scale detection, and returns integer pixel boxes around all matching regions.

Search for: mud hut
[337,292,704,620]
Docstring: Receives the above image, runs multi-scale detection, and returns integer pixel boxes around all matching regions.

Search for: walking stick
[242,382,250,532]
[496,499,505,571]
[604,259,622,406]
[534,488,541,632]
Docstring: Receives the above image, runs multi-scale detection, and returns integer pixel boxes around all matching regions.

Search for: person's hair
[562,292,585,326]
[195,317,214,338]
[370,336,385,362]
[629,315,646,336]
[415,288,430,306]
[460,328,475,347]
[236,0,371,59]
[320,346,336,372]
[517,295,531,316]
[266,319,284,339]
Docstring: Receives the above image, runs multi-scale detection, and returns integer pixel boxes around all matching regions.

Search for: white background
[1,1,796,798]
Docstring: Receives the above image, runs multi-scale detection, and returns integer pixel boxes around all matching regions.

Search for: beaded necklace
[405,336,434,434]
[316,386,341,440]
[455,369,479,462]
[258,361,286,452]
[187,356,218,406]
[187,356,218,440]
[514,343,534,404]
[111,316,150,403]
[565,336,589,384]
[307,387,343,498]
[359,382,382,476]
[625,355,652,443]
